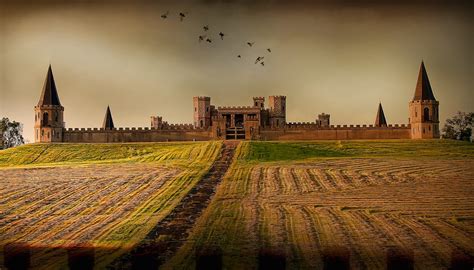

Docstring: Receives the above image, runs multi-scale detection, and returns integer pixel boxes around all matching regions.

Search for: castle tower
[253,97,265,109]
[268,95,286,127]
[193,96,211,128]
[102,106,115,130]
[409,61,440,139]
[375,103,387,127]
[317,113,330,127]
[34,65,64,143]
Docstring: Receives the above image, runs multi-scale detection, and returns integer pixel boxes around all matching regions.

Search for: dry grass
[167,141,474,269]
[0,141,222,269]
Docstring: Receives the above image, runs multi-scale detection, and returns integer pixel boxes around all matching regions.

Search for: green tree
[1,117,25,149]
[442,112,473,141]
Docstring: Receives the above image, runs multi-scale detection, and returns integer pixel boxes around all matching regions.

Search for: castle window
[35,114,37,122]
[206,107,209,112]
[47,132,50,139]
[55,112,58,122]
[41,130,44,136]
[423,128,425,134]
[429,125,431,131]
[423,107,430,121]
[43,112,49,126]
[200,120,203,127]
[261,103,264,108]
[255,102,258,106]
[195,107,197,112]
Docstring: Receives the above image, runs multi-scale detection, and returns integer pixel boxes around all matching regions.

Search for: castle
[34,62,440,143]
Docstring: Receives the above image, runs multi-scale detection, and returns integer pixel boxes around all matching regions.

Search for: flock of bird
[161,10,272,67]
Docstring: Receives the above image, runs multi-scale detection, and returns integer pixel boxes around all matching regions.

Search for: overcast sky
[0,0,472,142]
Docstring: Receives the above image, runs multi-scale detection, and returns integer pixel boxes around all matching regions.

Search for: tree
[442,112,473,141]
[1,118,25,149]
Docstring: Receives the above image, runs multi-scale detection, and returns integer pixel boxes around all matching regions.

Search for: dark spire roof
[37,65,61,106]
[375,102,387,127]
[102,106,115,129]
[413,61,436,101]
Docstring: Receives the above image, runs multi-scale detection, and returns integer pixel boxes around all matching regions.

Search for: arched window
[423,108,430,121]
[200,120,203,127]
[43,112,49,126]
[54,111,58,122]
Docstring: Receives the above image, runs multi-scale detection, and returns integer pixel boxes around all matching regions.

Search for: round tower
[34,65,64,143]
[409,61,440,139]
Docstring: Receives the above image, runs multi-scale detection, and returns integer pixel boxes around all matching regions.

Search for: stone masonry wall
[63,126,213,143]
[259,124,411,140]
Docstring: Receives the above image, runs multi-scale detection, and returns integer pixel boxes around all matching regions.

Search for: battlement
[217,106,256,110]
[282,122,410,130]
[194,96,210,100]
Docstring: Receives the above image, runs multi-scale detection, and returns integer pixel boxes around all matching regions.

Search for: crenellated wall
[259,124,411,140]
[63,126,213,143]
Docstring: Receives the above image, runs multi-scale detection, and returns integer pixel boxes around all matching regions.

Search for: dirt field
[0,141,222,269]
[0,140,473,269]
[167,141,474,269]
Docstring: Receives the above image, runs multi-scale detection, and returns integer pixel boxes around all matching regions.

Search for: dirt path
[108,141,239,269]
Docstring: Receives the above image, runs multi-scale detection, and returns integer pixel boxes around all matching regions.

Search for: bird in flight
[261,61,265,66]
[219,32,225,40]
[206,38,212,43]
[247,42,255,47]
[179,12,187,21]
[267,48,272,53]
[198,35,206,42]
[255,56,264,64]
[161,11,169,19]
[237,55,241,58]
[203,25,209,31]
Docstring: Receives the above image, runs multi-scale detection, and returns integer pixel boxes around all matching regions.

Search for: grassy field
[166,140,474,269]
[0,141,222,269]
[1,139,473,269]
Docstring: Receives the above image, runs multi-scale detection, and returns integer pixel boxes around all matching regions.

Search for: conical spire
[413,61,436,101]
[375,102,387,127]
[102,106,115,129]
[37,65,61,106]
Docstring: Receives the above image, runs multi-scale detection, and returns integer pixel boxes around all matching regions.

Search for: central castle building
[34,62,440,143]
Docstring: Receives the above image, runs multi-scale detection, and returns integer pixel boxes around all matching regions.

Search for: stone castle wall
[259,123,411,140]
[63,125,213,143]
[61,123,410,142]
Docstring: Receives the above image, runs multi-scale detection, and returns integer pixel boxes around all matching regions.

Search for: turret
[268,95,286,127]
[253,97,265,109]
[375,103,387,127]
[34,65,64,142]
[409,61,440,139]
[102,106,115,130]
[193,96,211,128]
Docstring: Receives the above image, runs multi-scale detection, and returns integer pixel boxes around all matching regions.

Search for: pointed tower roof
[37,65,61,106]
[102,106,115,129]
[413,61,436,101]
[375,102,387,127]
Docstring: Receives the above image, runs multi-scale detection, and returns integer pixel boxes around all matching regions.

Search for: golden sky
[0,1,472,142]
